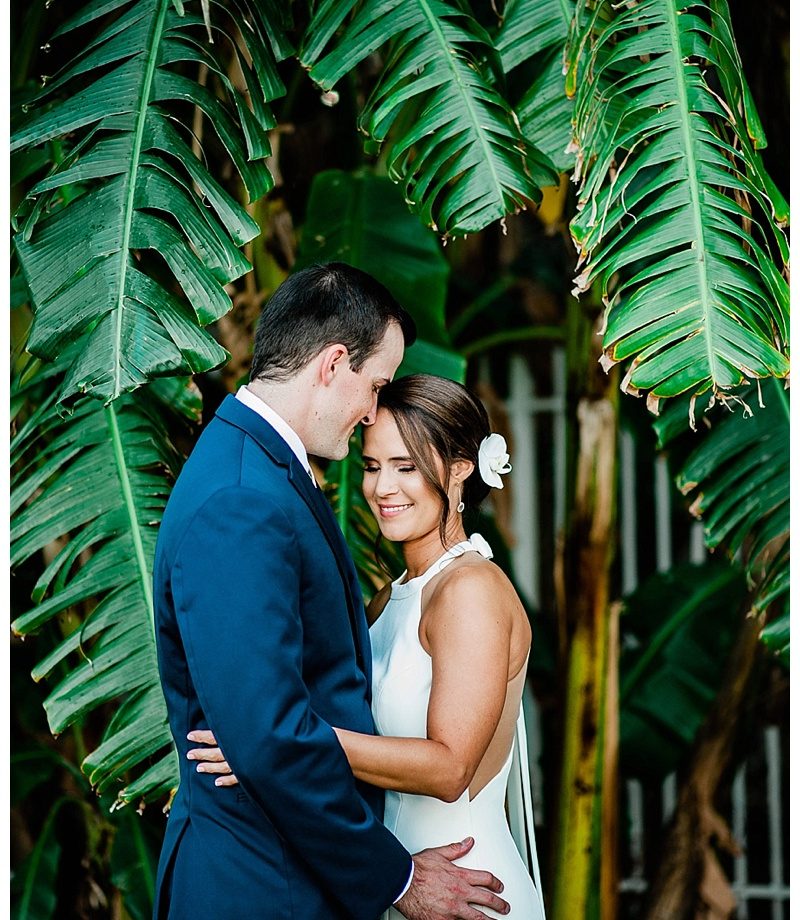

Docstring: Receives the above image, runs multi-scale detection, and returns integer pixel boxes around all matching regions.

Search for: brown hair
[375,374,492,545]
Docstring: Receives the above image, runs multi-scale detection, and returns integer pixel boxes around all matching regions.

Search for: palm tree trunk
[551,308,619,920]
[601,603,620,920]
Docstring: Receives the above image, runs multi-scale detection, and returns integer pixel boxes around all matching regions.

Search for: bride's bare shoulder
[424,555,521,622]
[422,557,530,666]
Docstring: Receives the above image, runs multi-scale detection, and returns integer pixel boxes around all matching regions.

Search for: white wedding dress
[370,535,546,920]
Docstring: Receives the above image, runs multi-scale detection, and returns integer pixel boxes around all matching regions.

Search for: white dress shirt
[235,386,316,485]
[234,384,413,902]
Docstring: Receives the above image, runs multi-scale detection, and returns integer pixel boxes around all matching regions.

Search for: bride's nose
[374,469,399,497]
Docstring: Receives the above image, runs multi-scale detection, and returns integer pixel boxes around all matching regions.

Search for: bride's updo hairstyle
[376,374,492,543]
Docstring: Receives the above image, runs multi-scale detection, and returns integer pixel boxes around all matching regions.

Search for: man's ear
[451,458,474,484]
[316,343,350,385]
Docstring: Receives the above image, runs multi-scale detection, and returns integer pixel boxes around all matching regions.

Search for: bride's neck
[402,520,468,579]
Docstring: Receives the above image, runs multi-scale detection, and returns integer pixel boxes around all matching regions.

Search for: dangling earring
[457,499,465,513]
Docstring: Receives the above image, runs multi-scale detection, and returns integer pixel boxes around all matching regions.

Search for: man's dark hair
[250,262,416,382]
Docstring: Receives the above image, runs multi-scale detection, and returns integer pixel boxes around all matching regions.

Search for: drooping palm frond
[704,0,789,226]
[11,351,200,805]
[301,0,558,236]
[494,0,576,172]
[569,0,790,410]
[653,379,789,664]
[11,0,289,407]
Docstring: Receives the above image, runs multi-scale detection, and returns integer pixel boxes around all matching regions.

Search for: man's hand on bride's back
[396,838,509,919]
[186,730,239,786]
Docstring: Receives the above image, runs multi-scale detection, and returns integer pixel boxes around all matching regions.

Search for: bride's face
[361,408,445,544]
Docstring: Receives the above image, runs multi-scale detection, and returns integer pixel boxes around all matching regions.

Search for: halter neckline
[390,534,493,598]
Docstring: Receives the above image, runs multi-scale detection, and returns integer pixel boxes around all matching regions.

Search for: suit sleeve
[171,486,412,919]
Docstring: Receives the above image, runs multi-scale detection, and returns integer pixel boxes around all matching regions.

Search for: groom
[152,263,509,919]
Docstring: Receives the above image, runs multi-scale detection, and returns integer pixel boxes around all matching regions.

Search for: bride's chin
[377,521,406,539]
[376,518,418,542]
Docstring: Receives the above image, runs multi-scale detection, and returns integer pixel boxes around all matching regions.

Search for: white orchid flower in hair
[478,434,512,489]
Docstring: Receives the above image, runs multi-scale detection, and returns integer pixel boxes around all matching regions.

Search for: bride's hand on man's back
[186,730,239,786]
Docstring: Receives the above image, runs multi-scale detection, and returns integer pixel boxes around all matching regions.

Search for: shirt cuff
[393,861,414,904]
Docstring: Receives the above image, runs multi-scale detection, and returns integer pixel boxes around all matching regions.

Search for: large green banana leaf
[494,0,576,172]
[296,168,465,381]
[619,561,746,779]
[653,379,789,664]
[11,0,288,407]
[569,0,790,409]
[11,356,199,805]
[296,170,451,346]
[705,0,789,224]
[300,0,558,236]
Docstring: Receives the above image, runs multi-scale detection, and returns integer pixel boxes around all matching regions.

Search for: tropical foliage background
[10,0,789,918]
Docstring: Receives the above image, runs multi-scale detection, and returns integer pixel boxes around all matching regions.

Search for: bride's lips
[378,503,413,518]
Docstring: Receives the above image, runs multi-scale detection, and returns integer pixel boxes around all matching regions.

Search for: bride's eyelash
[398,466,416,473]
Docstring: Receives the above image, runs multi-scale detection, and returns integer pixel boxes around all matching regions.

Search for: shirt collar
[235,386,316,484]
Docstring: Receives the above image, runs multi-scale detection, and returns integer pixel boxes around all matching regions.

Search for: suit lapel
[215,396,372,684]
[287,463,372,681]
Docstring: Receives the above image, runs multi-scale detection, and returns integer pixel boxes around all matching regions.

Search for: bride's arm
[335,565,513,801]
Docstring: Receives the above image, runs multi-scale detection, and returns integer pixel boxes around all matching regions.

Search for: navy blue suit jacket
[152,395,411,919]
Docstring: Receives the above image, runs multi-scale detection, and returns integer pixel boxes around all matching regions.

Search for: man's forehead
[381,323,406,364]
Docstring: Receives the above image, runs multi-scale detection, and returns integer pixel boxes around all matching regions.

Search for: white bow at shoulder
[467,533,494,559]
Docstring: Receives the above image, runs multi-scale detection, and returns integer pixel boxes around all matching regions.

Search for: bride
[189,374,545,919]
